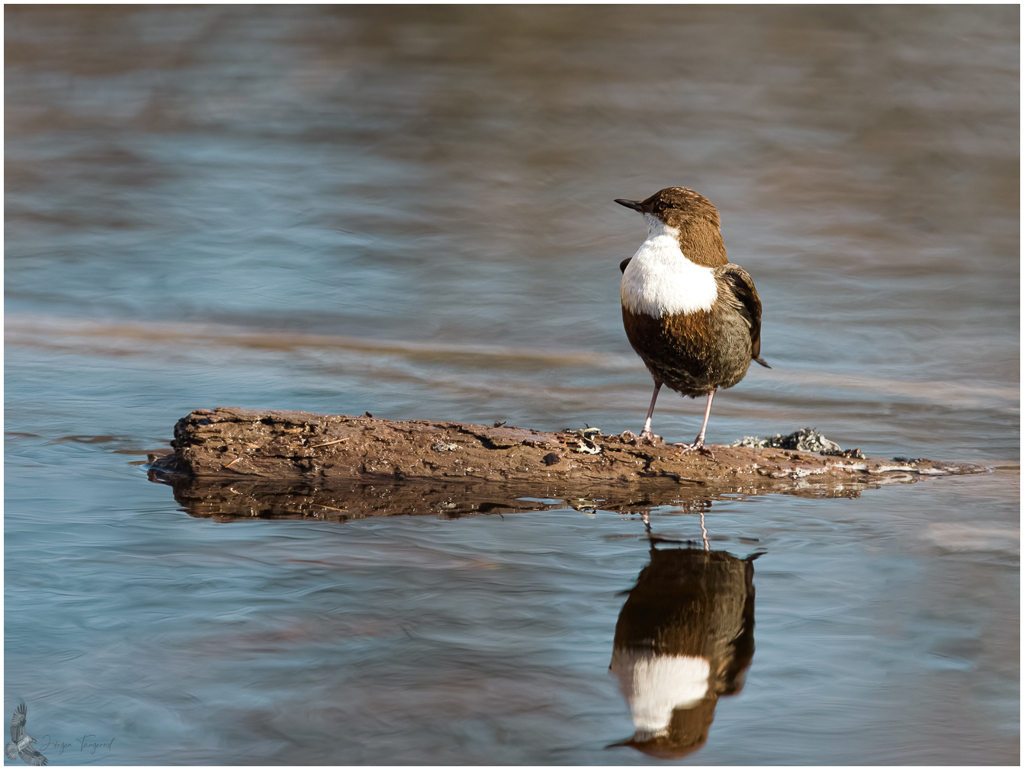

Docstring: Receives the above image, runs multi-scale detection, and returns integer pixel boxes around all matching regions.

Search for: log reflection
[610,543,757,759]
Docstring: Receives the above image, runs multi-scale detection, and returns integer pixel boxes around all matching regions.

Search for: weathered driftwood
[147,407,985,522]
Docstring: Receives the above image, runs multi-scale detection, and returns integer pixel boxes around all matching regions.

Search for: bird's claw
[637,429,662,445]
[669,441,716,460]
[620,429,662,445]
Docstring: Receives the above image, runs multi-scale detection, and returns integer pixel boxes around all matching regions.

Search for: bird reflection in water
[609,519,758,759]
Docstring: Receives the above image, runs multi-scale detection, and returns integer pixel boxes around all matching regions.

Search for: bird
[5,703,47,766]
[616,187,768,451]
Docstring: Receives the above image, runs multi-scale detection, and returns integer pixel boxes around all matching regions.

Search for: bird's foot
[620,429,662,445]
[668,441,716,460]
[637,428,662,445]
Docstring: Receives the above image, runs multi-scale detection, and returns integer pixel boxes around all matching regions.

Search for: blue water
[5,6,1019,764]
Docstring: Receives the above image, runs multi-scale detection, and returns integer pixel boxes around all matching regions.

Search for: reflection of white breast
[610,648,711,735]
[620,217,718,319]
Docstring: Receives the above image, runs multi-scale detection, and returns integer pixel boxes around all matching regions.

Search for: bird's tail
[754,356,771,369]
[6,743,18,760]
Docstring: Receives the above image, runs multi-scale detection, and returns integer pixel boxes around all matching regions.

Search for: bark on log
[147,407,985,522]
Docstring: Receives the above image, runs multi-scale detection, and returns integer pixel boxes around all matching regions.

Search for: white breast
[620,215,718,318]
[610,648,712,736]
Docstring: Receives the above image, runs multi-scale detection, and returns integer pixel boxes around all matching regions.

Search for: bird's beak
[614,198,644,213]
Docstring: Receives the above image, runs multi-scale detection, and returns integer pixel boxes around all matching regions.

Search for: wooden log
[147,407,985,522]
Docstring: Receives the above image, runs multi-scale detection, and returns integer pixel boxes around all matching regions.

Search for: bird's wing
[619,257,632,274]
[10,704,27,742]
[20,744,47,766]
[717,264,769,368]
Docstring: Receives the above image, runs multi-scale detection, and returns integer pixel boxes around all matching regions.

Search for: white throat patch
[620,215,718,318]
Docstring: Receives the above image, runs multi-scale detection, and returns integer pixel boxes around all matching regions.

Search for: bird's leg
[670,389,717,457]
[638,382,663,444]
[692,389,716,449]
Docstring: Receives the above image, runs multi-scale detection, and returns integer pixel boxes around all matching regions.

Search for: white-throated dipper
[616,187,768,450]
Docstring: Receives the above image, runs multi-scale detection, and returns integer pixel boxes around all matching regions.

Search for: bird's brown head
[615,187,721,230]
[615,187,727,266]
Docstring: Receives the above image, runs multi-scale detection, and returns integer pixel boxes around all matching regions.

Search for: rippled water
[5,6,1019,764]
